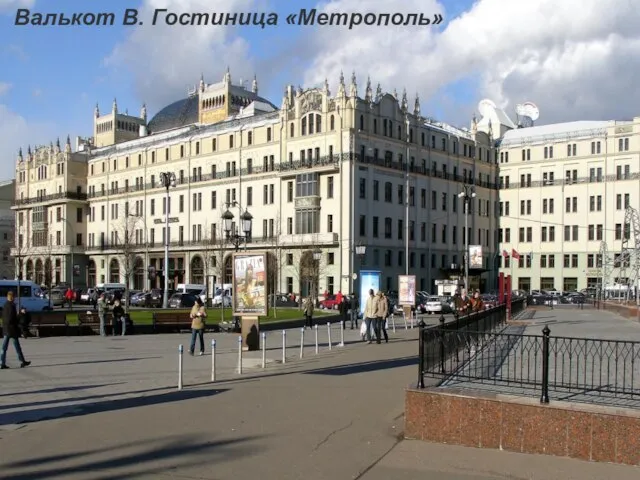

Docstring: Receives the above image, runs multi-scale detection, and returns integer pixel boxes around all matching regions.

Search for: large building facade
[12,70,500,296]
[497,119,640,293]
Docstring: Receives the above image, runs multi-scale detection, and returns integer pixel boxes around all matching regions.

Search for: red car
[319,295,342,310]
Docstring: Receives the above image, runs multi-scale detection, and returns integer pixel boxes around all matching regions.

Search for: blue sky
[2,0,634,180]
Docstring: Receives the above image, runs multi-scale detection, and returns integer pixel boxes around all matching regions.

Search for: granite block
[404,391,422,440]
[521,405,548,455]
[478,399,501,449]
[458,397,482,447]
[566,410,592,461]
[591,414,616,463]
[541,406,569,457]
[615,415,640,466]
[442,396,462,444]
[500,402,524,453]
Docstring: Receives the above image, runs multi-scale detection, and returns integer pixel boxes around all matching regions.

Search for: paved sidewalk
[0,313,637,479]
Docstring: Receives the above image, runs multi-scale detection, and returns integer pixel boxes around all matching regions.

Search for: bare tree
[200,223,227,320]
[288,234,327,306]
[11,225,31,306]
[42,235,56,309]
[115,214,141,311]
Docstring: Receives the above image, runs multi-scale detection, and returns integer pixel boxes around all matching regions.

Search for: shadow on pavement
[304,356,417,376]
[1,433,265,480]
[0,387,229,427]
[0,385,172,412]
[0,383,126,398]
[42,356,163,368]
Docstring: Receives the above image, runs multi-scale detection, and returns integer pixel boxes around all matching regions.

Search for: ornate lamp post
[159,171,176,308]
[458,184,476,293]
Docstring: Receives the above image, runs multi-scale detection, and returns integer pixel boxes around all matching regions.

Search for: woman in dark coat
[1,291,30,368]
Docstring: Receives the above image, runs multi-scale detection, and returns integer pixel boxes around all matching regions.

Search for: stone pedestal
[403,305,412,320]
[241,316,260,351]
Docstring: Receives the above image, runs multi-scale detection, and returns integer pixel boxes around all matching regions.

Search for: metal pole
[162,185,170,309]
[338,320,345,347]
[237,335,243,374]
[281,330,286,363]
[314,324,319,354]
[540,326,551,403]
[405,116,410,275]
[299,327,305,358]
[391,313,396,333]
[327,322,332,350]
[464,196,469,294]
[178,344,183,390]
[418,320,426,389]
[211,339,216,382]
[261,331,266,368]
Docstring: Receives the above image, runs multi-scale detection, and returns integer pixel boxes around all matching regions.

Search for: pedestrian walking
[350,293,358,329]
[379,292,389,343]
[303,296,314,328]
[363,289,378,344]
[97,292,107,336]
[64,287,74,309]
[111,299,125,336]
[470,290,484,312]
[1,291,30,369]
[339,297,348,328]
[189,297,207,356]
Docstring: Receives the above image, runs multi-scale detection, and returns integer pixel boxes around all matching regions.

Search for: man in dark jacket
[1,291,31,369]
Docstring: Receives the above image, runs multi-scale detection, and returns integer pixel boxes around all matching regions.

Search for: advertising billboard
[232,252,268,316]
[358,270,381,316]
[398,275,416,306]
[469,245,483,269]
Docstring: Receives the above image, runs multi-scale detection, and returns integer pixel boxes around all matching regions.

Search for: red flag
[511,248,521,260]
[502,249,509,258]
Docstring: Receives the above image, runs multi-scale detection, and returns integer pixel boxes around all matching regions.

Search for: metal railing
[418,303,640,406]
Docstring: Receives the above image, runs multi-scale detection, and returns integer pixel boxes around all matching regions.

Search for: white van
[212,284,233,307]
[0,280,52,312]
[96,283,126,292]
[176,283,207,303]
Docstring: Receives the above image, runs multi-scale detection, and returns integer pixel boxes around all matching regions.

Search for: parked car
[268,293,298,307]
[425,296,444,314]
[48,288,65,307]
[168,293,198,308]
[481,294,498,309]
[319,294,342,310]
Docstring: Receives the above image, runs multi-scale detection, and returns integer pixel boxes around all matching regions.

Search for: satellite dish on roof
[522,101,539,121]
[478,99,496,119]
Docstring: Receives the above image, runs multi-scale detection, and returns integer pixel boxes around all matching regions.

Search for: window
[327,176,334,198]
[287,181,293,202]
[384,218,392,239]
[360,178,366,199]
[295,173,318,197]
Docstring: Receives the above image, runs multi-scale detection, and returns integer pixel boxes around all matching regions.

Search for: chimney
[139,124,148,137]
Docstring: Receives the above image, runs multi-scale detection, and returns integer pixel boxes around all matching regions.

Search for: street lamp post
[159,172,177,309]
[60,217,76,309]
[458,184,476,294]
[222,201,253,332]
[222,202,253,252]
[312,248,322,303]
[405,115,410,275]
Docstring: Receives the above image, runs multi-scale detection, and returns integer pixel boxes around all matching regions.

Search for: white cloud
[0,82,11,96]
[104,0,263,113]
[32,88,42,97]
[0,0,34,14]
[301,0,640,125]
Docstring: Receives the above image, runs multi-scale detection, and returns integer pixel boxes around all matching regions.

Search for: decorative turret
[296,85,303,96]
[95,103,100,118]
[323,78,330,96]
[224,66,231,84]
[365,76,372,102]
[199,73,205,92]
[401,89,408,112]
[141,103,147,121]
[375,83,382,102]
[393,88,398,100]
[112,98,118,114]
[471,113,478,134]
[17,147,23,162]
[252,74,258,94]
[55,137,61,153]
[414,93,421,117]
[349,71,357,98]
[281,86,289,110]
[65,135,72,153]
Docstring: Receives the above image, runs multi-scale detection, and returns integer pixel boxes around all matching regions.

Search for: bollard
[261,331,266,368]
[338,320,345,347]
[282,330,286,364]
[314,324,319,355]
[211,339,216,382]
[237,335,243,374]
[178,344,184,390]
[411,312,415,329]
[327,322,332,350]
[300,327,305,359]
[391,313,396,333]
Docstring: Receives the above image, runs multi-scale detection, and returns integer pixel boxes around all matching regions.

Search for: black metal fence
[418,306,640,404]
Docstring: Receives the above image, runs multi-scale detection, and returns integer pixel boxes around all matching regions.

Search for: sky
[1,0,640,181]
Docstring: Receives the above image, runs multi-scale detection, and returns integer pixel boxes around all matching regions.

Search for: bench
[77,311,114,335]
[29,312,69,337]
[153,311,193,333]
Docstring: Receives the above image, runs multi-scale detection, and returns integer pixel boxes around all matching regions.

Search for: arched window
[109,258,120,283]
[359,115,364,130]
[316,114,322,133]
[330,115,335,131]
[302,117,307,136]
[290,123,294,137]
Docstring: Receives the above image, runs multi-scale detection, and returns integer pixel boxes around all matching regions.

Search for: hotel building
[12,70,500,296]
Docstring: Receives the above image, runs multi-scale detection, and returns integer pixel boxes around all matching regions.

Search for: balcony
[12,191,88,207]
[277,232,339,246]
